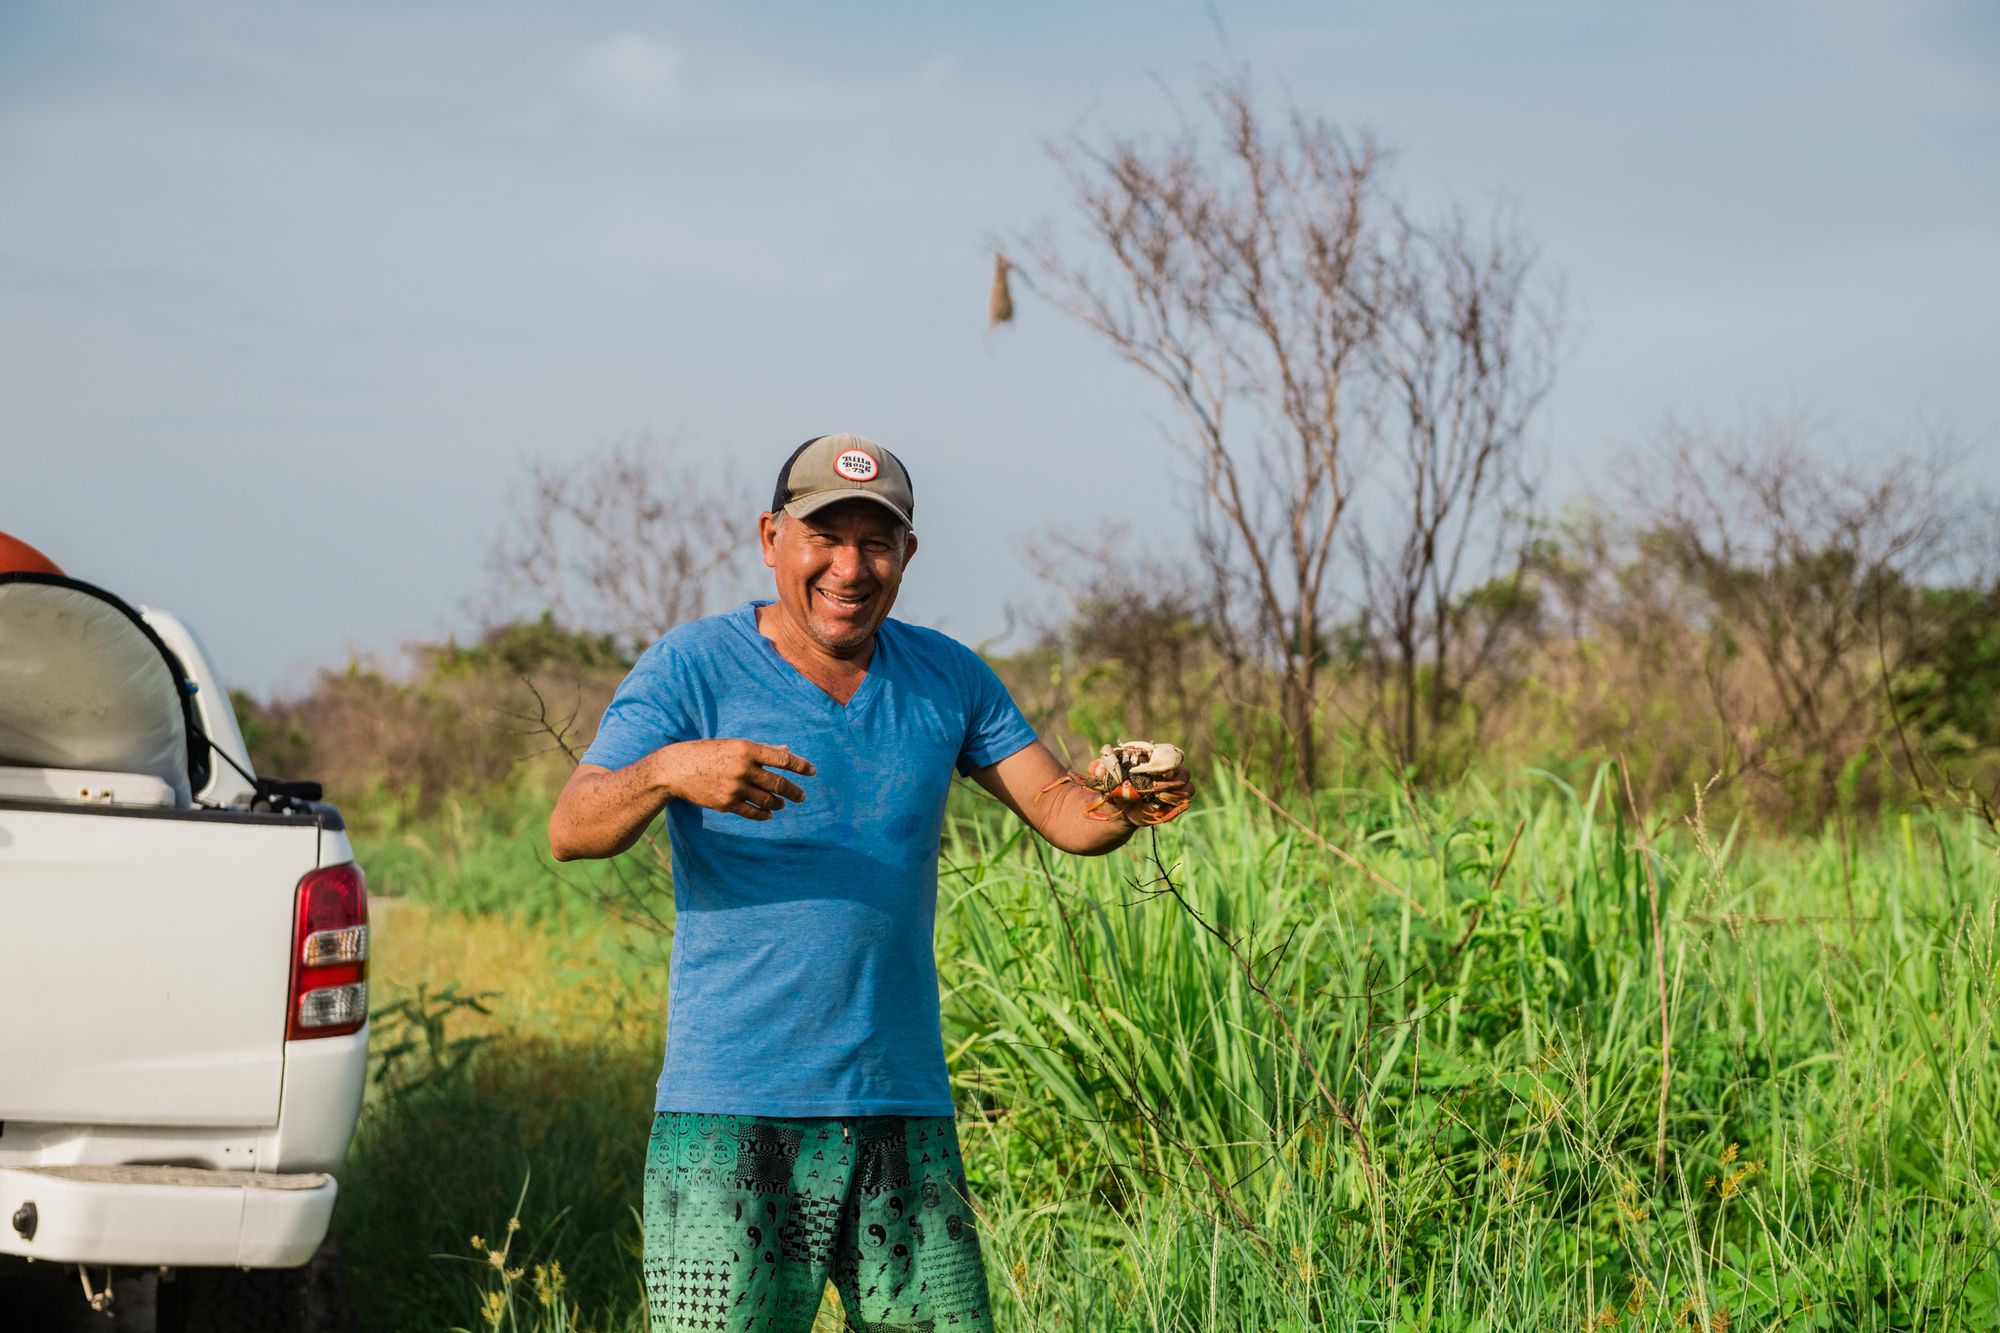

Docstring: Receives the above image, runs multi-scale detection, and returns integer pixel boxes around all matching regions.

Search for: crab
[1038,739,1192,826]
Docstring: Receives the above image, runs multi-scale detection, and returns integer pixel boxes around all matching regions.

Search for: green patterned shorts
[643,1111,996,1332]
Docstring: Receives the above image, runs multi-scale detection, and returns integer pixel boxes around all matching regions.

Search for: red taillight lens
[287,862,369,1040]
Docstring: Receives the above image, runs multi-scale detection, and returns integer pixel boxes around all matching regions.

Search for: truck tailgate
[0,804,323,1127]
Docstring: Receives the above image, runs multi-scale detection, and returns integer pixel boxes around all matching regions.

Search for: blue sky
[3,1,1996,695]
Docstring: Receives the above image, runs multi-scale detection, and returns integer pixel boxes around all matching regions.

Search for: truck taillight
[287,862,369,1040]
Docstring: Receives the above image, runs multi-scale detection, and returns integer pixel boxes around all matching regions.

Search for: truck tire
[155,1264,310,1333]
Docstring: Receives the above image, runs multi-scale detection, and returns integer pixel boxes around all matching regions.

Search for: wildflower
[1709,1159,1762,1199]
[1710,1309,1730,1332]
[507,1216,522,1234]
[533,1261,567,1308]
[1614,1183,1651,1237]
[470,1234,486,1252]
[1719,1142,1739,1166]
[489,1248,507,1269]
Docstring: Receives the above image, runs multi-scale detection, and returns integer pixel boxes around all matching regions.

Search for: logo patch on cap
[834,449,879,482]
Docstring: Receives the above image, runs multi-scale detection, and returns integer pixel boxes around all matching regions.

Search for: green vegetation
[338,768,2000,1330]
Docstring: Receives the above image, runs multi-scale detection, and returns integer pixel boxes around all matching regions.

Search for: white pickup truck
[0,571,368,1330]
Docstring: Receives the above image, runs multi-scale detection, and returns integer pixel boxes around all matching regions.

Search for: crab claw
[1119,741,1187,776]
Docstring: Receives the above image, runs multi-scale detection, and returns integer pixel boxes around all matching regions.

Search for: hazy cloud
[567,32,965,129]
[919,50,960,87]
[0,249,195,306]
[576,32,682,119]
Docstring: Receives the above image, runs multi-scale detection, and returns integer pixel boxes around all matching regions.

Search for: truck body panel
[0,1164,336,1267]
[0,803,322,1126]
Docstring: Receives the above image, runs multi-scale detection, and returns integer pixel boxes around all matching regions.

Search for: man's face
[759,500,918,657]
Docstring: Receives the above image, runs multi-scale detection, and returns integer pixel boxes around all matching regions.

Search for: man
[548,433,1189,1333]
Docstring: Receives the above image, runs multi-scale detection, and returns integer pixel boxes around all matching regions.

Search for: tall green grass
[343,767,2000,1330]
[336,917,661,1332]
[354,780,673,932]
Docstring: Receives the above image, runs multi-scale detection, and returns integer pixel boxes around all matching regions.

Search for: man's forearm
[549,754,674,861]
[1034,778,1141,856]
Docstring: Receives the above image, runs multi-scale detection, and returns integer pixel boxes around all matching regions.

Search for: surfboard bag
[0,573,201,807]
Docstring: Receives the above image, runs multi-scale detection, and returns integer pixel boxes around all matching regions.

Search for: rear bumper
[0,1164,335,1268]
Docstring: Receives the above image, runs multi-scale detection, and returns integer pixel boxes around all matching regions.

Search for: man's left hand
[971,741,1193,855]
[1088,757,1194,826]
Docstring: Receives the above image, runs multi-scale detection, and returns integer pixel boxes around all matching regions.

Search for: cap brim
[782,489,914,528]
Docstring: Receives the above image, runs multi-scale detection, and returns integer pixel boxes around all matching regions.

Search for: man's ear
[758,512,781,570]
[901,531,919,567]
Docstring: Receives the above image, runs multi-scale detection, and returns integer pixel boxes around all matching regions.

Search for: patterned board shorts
[643,1111,997,1333]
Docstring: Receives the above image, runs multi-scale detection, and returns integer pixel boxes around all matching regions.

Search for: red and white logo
[834,448,879,482]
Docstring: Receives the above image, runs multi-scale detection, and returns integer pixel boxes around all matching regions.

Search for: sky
[3,0,1996,697]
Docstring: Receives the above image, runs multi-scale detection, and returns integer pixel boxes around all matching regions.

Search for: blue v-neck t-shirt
[579,600,1040,1117]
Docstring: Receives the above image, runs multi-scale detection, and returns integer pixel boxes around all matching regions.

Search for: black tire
[155,1264,310,1333]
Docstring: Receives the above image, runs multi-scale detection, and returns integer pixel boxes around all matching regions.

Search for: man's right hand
[550,740,817,860]
[651,739,817,822]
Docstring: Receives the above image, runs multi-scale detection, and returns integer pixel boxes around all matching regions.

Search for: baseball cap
[770,433,915,528]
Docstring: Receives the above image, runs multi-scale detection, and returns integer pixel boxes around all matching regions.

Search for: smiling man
[548,433,1188,1333]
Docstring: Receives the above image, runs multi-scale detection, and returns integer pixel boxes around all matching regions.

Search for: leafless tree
[1027,73,1391,791]
[487,433,752,652]
[1027,71,1563,791]
[1632,417,1990,820]
[1353,207,1562,774]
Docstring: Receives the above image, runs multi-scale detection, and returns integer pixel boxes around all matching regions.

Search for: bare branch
[487,432,753,653]
[1026,72,1397,791]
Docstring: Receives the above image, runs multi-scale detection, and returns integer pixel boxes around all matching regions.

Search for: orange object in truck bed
[0,530,65,576]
